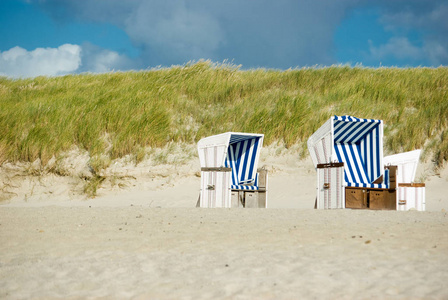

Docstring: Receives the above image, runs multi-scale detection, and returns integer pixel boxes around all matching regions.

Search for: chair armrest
[257,168,268,189]
[239,179,255,186]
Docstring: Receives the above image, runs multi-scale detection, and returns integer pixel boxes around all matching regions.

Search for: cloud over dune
[0,44,81,78]
[1,0,447,77]
[33,0,448,69]
[0,43,135,78]
[35,0,360,68]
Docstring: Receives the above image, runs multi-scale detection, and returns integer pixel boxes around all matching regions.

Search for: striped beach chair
[332,115,389,189]
[308,115,397,209]
[197,132,267,208]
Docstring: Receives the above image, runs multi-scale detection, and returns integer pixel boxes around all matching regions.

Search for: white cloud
[369,37,423,61]
[78,42,138,73]
[369,37,448,66]
[371,0,448,65]
[425,40,448,66]
[378,1,448,33]
[124,1,225,63]
[0,43,136,78]
[0,44,81,78]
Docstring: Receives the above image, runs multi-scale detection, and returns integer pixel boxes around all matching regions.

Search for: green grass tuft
[1,61,447,171]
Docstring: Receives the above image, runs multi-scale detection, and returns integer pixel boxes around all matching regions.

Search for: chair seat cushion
[345,182,389,189]
[231,185,259,191]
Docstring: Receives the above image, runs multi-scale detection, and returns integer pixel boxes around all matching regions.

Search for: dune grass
[1,61,447,171]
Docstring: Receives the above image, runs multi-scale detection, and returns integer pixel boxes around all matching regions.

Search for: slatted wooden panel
[316,163,345,209]
[200,169,231,208]
[397,184,426,211]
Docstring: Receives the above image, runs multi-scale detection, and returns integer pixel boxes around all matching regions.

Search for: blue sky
[1,0,447,78]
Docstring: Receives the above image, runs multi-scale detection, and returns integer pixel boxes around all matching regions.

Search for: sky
[0,0,447,78]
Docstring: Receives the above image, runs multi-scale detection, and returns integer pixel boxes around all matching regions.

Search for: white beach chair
[384,150,425,211]
[308,115,398,210]
[197,132,268,208]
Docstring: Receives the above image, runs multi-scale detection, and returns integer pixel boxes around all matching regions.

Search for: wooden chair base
[230,190,266,208]
[345,187,396,210]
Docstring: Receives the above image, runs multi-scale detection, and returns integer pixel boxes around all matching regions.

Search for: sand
[1,148,448,299]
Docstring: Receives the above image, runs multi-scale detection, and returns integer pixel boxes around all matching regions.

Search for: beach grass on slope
[1,61,447,169]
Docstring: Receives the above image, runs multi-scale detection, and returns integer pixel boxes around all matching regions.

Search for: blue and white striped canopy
[332,115,387,188]
[333,115,381,143]
[229,134,257,145]
[225,136,262,191]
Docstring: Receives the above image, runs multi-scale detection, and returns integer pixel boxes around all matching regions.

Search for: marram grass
[1,61,448,170]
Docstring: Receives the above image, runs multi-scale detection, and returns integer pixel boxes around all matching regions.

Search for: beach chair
[384,150,425,211]
[197,132,268,208]
[308,115,396,210]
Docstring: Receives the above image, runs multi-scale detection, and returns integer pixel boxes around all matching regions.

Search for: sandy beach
[1,148,448,299]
